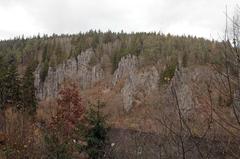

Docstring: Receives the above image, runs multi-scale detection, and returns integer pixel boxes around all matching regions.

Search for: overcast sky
[0,0,238,40]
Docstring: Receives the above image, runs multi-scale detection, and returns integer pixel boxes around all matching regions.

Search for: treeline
[0,30,225,79]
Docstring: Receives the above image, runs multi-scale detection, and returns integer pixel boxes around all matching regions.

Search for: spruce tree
[21,64,37,113]
[77,100,107,159]
[0,56,7,109]
[5,55,21,106]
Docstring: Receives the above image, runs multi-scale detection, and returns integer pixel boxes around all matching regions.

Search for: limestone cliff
[34,51,161,112]
[34,49,104,100]
[110,55,159,111]
[169,66,216,116]
[34,49,214,113]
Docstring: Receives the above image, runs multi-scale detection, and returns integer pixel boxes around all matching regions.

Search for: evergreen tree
[91,33,99,50]
[55,42,64,64]
[44,134,71,159]
[0,56,7,109]
[21,63,37,113]
[40,60,49,82]
[182,51,188,67]
[5,55,21,106]
[77,100,107,159]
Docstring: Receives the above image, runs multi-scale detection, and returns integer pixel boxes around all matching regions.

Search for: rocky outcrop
[35,51,159,112]
[34,48,214,113]
[33,47,218,114]
[169,67,214,114]
[112,55,139,86]
[34,49,104,100]
[112,54,159,112]
[121,67,159,112]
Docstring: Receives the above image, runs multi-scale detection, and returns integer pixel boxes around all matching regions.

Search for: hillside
[0,32,240,158]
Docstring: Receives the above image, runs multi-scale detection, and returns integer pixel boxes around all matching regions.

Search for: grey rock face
[112,55,159,112]
[170,68,194,113]
[34,49,104,100]
[121,66,159,112]
[169,67,213,114]
[34,51,159,112]
[112,54,139,86]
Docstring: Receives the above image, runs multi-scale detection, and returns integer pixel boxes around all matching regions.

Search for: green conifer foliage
[5,55,21,106]
[77,100,107,159]
[44,134,71,159]
[21,64,37,113]
[0,56,8,109]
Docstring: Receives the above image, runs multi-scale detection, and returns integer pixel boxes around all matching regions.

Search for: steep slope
[1,32,240,159]
[0,32,226,123]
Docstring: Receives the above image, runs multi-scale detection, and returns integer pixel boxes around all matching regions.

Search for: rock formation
[121,66,159,112]
[35,52,160,112]
[169,66,215,115]
[112,54,159,112]
[34,49,216,113]
[34,49,104,100]
[112,54,139,86]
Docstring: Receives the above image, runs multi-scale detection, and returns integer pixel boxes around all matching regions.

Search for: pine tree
[5,55,21,106]
[0,56,7,109]
[44,134,71,159]
[55,42,64,64]
[77,100,107,159]
[40,60,49,82]
[91,33,99,50]
[182,52,188,67]
[21,64,37,113]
